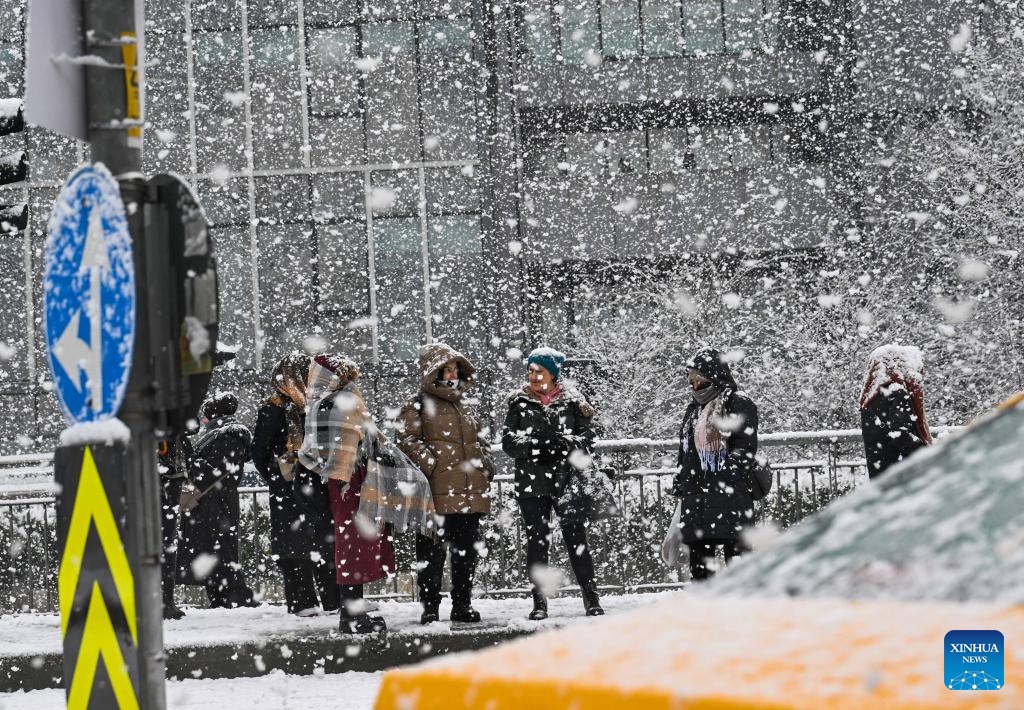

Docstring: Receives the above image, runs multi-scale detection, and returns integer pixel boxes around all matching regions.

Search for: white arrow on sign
[52,207,108,412]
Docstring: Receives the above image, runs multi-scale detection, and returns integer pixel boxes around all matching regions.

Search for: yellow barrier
[375,594,1023,710]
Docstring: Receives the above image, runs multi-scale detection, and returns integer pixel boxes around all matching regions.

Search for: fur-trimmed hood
[418,342,476,402]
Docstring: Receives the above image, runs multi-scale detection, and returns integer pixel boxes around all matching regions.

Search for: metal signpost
[28,0,192,706]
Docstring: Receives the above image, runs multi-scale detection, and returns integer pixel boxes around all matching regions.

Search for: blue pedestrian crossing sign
[44,164,136,424]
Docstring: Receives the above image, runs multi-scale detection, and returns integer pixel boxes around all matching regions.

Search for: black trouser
[278,559,340,613]
[160,477,183,607]
[203,555,254,607]
[518,496,595,592]
[688,540,747,581]
[416,513,482,609]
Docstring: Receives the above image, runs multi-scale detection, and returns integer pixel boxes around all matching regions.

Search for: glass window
[247,0,296,28]
[257,223,315,366]
[419,18,473,54]
[420,20,478,162]
[428,215,481,257]
[648,128,689,173]
[523,134,566,179]
[364,23,420,163]
[370,170,419,216]
[683,0,724,55]
[211,226,256,368]
[425,167,481,214]
[642,0,684,57]
[690,126,732,169]
[304,0,362,27]
[307,28,360,114]
[195,178,250,226]
[193,31,246,172]
[373,217,425,362]
[731,125,773,168]
[27,130,78,183]
[309,115,365,167]
[0,41,23,96]
[250,27,299,68]
[559,0,599,63]
[194,30,244,66]
[250,29,303,170]
[191,0,241,32]
[364,22,416,57]
[523,3,556,64]
[724,0,765,53]
[600,0,640,59]
[565,132,606,178]
[317,222,369,314]
[0,235,27,384]
[605,131,648,176]
[312,172,366,222]
[254,175,311,223]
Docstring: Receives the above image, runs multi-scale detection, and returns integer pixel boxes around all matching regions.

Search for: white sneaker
[295,606,323,617]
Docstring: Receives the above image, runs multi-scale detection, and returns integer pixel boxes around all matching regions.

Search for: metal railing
[0,427,961,613]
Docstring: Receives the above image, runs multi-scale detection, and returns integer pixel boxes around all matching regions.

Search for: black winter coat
[860,387,926,479]
[250,401,330,561]
[501,386,596,499]
[672,392,758,545]
[178,419,251,585]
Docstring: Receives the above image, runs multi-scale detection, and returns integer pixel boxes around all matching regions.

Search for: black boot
[420,602,440,625]
[162,602,185,620]
[450,604,481,623]
[528,588,548,621]
[582,583,604,617]
[340,613,387,634]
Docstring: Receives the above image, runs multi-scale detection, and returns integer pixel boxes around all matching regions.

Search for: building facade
[0,0,971,448]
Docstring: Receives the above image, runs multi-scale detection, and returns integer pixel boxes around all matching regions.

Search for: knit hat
[527,347,566,380]
[201,391,238,420]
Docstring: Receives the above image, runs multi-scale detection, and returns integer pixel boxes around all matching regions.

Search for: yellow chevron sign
[58,445,139,709]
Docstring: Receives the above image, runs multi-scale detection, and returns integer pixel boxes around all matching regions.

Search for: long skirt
[327,465,396,585]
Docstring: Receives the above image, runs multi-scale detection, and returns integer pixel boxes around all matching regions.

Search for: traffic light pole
[80,0,166,707]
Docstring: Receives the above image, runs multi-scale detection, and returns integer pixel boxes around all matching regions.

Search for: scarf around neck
[689,394,727,474]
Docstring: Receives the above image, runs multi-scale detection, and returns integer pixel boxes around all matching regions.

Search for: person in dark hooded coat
[178,392,259,608]
[672,348,759,581]
[859,345,933,478]
[251,353,340,616]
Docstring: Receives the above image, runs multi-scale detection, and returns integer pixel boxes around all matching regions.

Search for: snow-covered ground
[0,669,383,710]
[0,591,676,658]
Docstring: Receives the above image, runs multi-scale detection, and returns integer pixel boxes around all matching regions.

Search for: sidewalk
[0,591,676,692]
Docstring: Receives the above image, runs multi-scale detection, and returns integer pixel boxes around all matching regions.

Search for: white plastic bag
[661,501,684,566]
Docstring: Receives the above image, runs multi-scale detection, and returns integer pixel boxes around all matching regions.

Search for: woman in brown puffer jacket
[397,343,495,625]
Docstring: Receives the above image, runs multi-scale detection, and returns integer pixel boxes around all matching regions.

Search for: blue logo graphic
[945,630,1003,691]
[44,164,136,424]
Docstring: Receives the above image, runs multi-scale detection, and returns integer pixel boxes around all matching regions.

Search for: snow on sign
[44,164,135,424]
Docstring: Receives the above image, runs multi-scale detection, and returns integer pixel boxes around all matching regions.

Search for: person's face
[528,363,555,392]
[441,361,460,382]
[689,370,712,391]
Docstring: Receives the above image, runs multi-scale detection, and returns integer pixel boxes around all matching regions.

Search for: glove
[179,489,201,512]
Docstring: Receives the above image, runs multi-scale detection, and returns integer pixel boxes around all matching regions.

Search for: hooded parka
[397,343,495,515]
[672,349,759,545]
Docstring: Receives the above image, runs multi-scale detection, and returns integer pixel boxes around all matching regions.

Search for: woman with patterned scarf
[859,344,933,478]
[251,353,340,616]
[299,353,396,634]
[671,348,759,581]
